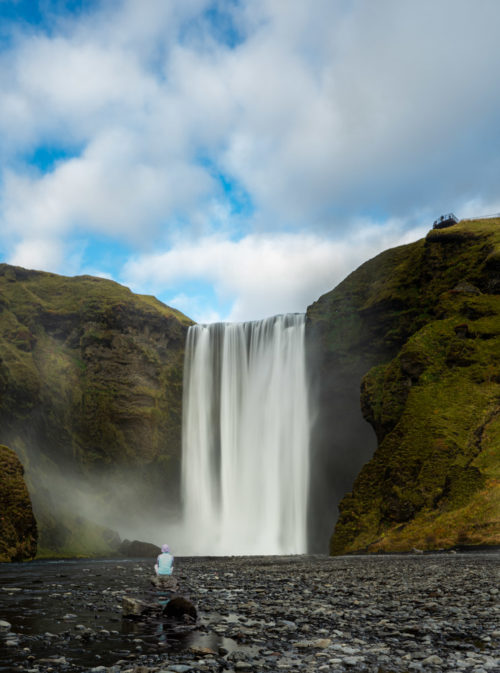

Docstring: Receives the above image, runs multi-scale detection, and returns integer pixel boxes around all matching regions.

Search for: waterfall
[181,314,310,556]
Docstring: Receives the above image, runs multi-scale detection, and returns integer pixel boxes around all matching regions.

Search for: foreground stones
[0,553,498,672]
[122,584,196,623]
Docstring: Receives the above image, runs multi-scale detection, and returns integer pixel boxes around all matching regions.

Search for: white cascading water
[181,314,309,556]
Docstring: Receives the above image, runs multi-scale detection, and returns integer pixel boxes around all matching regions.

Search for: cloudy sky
[1,0,499,322]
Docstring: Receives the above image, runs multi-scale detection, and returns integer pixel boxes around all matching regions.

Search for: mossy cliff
[0,264,192,557]
[306,217,500,554]
[0,444,37,561]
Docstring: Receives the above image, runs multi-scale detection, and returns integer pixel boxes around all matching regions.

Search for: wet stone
[5,638,19,646]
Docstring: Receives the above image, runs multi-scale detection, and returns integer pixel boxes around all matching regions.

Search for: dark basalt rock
[118,539,160,557]
[163,596,197,623]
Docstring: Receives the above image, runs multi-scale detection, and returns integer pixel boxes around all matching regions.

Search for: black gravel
[0,552,499,672]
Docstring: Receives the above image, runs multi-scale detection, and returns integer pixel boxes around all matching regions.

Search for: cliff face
[0,264,192,556]
[0,444,37,561]
[306,217,500,554]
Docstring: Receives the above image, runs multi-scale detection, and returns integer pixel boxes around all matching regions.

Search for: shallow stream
[0,557,236,671]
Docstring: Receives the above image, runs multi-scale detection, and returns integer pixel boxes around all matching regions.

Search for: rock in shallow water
[151,574,179,591]
[122,596,156,617]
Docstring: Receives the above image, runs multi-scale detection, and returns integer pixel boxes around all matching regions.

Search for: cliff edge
[307,217,500,553]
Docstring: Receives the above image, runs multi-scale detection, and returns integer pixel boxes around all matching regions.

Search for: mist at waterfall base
[177,314,310,556]
[14,310,375,557]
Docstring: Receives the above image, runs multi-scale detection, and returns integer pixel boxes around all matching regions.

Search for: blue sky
[1,0,500,322]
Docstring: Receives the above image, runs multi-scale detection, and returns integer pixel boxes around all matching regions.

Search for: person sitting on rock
[155,544,174,576]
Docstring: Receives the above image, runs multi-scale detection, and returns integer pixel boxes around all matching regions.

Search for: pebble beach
[0,552,499,673]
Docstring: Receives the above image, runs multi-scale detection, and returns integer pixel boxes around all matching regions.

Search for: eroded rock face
[0,445,37,561]
[307,217,500,554]
[0,264,192,557]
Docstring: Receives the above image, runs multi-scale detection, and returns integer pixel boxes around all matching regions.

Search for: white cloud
[123,221,426,322]
[459,198,500,221]
[2,129,216,246]
[0,0,499,317]
[167,292,223,325]
[10,237,64,271]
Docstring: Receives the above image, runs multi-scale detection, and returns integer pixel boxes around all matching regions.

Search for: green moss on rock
[308,217,500,555]
[0,444,37,561]
[0,264,193,558]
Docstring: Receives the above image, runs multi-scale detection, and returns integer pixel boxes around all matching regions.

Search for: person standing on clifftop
[155,544,174,576]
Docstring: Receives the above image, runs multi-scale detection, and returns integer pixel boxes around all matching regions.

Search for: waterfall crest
[181,314,310,555]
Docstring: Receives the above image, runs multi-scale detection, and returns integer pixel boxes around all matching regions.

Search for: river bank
[0,553,499,672]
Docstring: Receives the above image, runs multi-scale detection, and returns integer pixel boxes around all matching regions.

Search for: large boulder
[0,445,37,561]
[151,574,178,591]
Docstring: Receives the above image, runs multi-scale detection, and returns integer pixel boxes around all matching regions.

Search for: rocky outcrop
[306,217,500,554]
[0,444,37,561]
[0,265,192,557]
[119,539,160,557]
